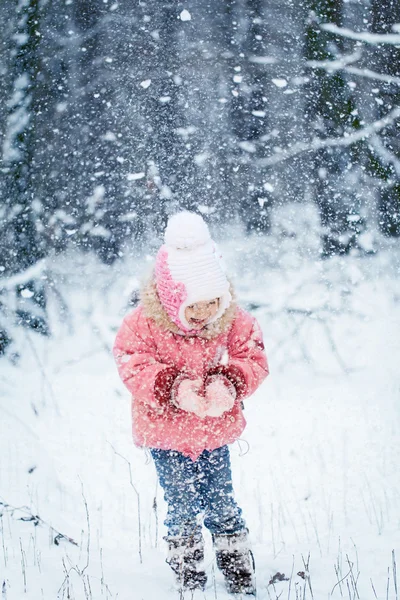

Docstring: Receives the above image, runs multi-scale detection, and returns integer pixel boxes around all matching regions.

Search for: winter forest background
[1,0,400,344]
[1,1,400,599]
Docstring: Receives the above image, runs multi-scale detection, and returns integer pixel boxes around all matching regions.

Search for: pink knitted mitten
[173,378,208,418]
[203,376,235,418]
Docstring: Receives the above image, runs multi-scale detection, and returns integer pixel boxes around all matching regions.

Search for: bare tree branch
[369,134,400,177]
[321,23,400,45]
[307,50,362,72]
[259,106,400,167]
[340,66,400,85]
[308,53,400,85]
[108,443,143,564]
[0,498,78,547]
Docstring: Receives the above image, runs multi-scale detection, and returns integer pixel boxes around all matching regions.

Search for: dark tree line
[0,0,399,352]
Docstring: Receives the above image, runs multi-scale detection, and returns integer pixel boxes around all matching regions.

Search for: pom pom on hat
[155,211,232,331]
[164,211,211,249]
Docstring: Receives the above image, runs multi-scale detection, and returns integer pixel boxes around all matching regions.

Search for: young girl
[113,212,269,596]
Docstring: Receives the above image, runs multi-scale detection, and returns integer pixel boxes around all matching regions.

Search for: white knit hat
[155,212,231,331]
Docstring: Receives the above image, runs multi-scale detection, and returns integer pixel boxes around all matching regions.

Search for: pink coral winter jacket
[113,282,269,460]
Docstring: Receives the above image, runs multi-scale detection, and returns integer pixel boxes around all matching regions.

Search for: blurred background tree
[1,0,399,351]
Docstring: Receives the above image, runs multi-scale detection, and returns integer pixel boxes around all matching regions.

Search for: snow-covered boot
[165,534,207,591]
[213,530,256,596]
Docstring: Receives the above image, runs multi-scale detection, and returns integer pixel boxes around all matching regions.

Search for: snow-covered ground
[1,206,400,599]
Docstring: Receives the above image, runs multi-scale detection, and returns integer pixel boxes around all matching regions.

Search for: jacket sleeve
[209,308,269,400]
[113,307,179,408]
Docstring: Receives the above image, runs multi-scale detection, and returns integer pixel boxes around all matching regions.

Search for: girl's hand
[203,376,235,418]
[173,378,208,418]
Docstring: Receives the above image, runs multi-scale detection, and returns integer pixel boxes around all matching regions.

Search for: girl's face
[185,298,220,329]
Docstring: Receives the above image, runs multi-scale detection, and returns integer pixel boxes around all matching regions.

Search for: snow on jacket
[113,281,269,460]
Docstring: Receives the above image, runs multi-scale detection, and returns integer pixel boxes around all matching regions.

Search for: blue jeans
[151,445,246,539]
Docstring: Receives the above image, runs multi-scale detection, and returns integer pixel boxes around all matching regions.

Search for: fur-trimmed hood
[140,279,237,340]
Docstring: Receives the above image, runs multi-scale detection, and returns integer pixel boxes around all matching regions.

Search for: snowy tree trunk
[371,0,400,237]
[65,0,121,262]
[172,0,233,219]
[224,0,273,230]
[1,0,49,349]
[223,0,310,231]
[2,0,44,273]
[305,0,365,257]
[140,2,190,220]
